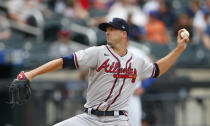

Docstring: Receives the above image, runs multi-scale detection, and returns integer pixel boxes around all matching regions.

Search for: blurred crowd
[0,0,210,58]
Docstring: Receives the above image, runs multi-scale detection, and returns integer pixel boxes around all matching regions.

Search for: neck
[111,40,128,57]
[114,47,127,57]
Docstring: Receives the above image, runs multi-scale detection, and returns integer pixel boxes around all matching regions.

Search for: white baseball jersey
[74,44,156,111]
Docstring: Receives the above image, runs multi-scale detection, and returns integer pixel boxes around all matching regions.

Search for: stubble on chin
[107,41,113,46]
[107,39,111,45]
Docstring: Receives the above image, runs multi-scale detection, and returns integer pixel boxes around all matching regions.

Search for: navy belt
[84,108,125,116]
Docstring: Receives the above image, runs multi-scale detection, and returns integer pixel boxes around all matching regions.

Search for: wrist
[24,72,34,81]
[175,46,185,53]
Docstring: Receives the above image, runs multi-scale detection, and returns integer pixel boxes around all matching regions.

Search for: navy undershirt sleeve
[62,54,76,69]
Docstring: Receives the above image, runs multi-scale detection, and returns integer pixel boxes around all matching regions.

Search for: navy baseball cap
[98,18,129,34]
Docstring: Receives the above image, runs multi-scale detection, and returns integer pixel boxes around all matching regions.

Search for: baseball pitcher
[9,18,189,126]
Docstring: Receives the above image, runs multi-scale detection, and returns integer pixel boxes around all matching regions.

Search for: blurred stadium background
[0,0,210,126]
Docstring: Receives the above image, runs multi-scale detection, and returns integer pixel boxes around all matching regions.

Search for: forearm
[157,47,184,76]
[25,58,63,81]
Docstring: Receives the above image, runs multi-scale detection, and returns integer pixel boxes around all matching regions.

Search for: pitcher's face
[106,26,123,46]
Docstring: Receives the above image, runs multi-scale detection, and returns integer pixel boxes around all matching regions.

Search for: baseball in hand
[181,29,190,38]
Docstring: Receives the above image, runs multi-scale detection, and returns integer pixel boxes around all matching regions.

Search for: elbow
[53,58,63,70]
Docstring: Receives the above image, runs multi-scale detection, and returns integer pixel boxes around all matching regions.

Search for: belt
[84,108,125,116]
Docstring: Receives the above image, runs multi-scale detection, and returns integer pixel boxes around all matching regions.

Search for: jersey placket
[97,45,134,111]
[105,56,132,111]
[96,45,121,111]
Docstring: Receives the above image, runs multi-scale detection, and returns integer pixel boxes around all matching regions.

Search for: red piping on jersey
[105,78,118,101]
[151,65,155,77]
[96,102,102,110]
[106,78,126,111]
[105,56,132,111]
[96,78,118,110]
[96,45,121,110]
[126,57,132,68]
[105,45,121,65]
[74,53,79,68]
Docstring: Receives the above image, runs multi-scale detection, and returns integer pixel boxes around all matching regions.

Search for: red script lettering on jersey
[96,59,137,83]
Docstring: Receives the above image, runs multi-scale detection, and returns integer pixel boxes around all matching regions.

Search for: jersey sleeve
[140,58,159,80]
[74,46,99,69]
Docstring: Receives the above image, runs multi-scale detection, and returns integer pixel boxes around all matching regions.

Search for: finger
[184,37,189,43]
[182,36,189,43]
[177,28,186,39]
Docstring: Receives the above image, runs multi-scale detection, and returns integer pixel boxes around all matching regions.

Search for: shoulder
[128,46,146,57]
[96,45,107,49]
[128,46,151,62]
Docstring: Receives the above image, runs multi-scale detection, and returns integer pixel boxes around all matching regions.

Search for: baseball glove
[9,71,31,105]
